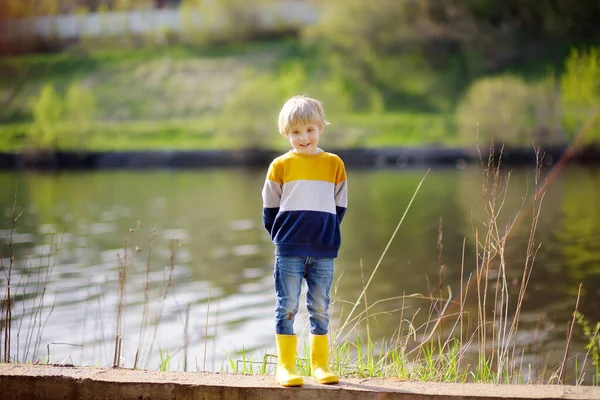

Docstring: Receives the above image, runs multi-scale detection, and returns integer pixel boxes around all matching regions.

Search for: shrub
[456,75,561,147]
[304,0,433,111]
[560,48,600,144]
[30,84,63,150]
[29,82,96,151]
[65,82,96,149]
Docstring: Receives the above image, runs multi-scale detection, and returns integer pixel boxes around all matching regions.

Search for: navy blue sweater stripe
[263,207,279,235]
[268,210,343,258]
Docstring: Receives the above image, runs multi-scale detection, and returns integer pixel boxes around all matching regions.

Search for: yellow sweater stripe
[266,151,347,185]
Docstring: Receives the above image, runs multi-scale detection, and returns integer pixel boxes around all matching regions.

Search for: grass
[158,348,172,372]
[0,112,458,152]
[334,112,457,148]
[0,119,223,151]
[224,347,270,375]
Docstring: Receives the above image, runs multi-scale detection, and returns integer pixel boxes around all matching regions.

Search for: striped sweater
[262,150,348,258]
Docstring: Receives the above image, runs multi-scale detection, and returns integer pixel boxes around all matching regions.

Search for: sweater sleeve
[334,159,348,224]
[261,162,282,234]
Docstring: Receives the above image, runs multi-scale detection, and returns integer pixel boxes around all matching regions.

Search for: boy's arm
[262,163,282,234]
[335,160,348,224]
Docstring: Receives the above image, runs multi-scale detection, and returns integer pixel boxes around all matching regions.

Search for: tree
[306,0,600,111]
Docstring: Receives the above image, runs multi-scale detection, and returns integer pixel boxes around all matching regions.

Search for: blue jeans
[274,255,334,335]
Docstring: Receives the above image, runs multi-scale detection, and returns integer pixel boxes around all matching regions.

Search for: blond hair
[277,95,330,136]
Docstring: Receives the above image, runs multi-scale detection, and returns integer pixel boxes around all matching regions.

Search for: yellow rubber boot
[310,334,339,384]
[275,334,304,387]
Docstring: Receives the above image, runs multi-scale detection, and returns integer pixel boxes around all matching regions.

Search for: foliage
[306,0,600,112]
[575,313,600,373]
[65,82,96,149]
[3,37,599,150]
[440,0,600,41]
[456,75,561,146]
[309,0,600,67]
[218,71,283,149]
[560,48,600,143]
[180,0,279,46]
[218,59,356,149]
[29,84,63,150]
[456,76,532,146]
[305,0,439,112]
[158,348,172,372]
[28,82,96,150]
[223,348,269,375]
[529,74,564,145]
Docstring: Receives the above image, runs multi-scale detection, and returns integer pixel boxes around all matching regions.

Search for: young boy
[261,95,348,386]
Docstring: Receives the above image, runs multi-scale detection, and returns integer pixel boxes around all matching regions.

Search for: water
[1,165,599,382]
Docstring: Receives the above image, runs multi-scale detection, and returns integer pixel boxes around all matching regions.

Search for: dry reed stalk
[133,348,140,370]
[577,323,600,385]
[114,223,138,367]
[472,145,503,380]
[14,244,34,361]
[3,188,23,363]
[145,238,178,369]
[345,143,549,382]
[204,288,211,371]
[458,106,599,382]
[80,278,96,364]
[506,149,545,380]
[330,271,346,342]
[471,143,547,383]
[114,249,127,367]
[359,260,371,345]
[336,169,430,342]
[135,229,156,370]
[475,228,486,366]
[184,302,190,372]
[460,238,466,356]
[95,293,109,364]
[437,217,445,336]
[559,283,582,383]
[211,298,221,371]
[27,233,61,363]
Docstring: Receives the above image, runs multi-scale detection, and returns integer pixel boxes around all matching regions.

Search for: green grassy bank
[0,39,598,152]
[0,112,456,152]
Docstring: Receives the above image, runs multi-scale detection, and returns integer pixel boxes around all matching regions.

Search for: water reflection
[0,166,598,381]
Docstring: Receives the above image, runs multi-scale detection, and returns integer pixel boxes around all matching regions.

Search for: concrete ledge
[1,364,599,400]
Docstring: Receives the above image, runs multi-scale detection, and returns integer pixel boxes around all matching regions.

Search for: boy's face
[287,123,322,155]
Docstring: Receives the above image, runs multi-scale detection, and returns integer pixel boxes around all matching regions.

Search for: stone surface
[1,364,599,400]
